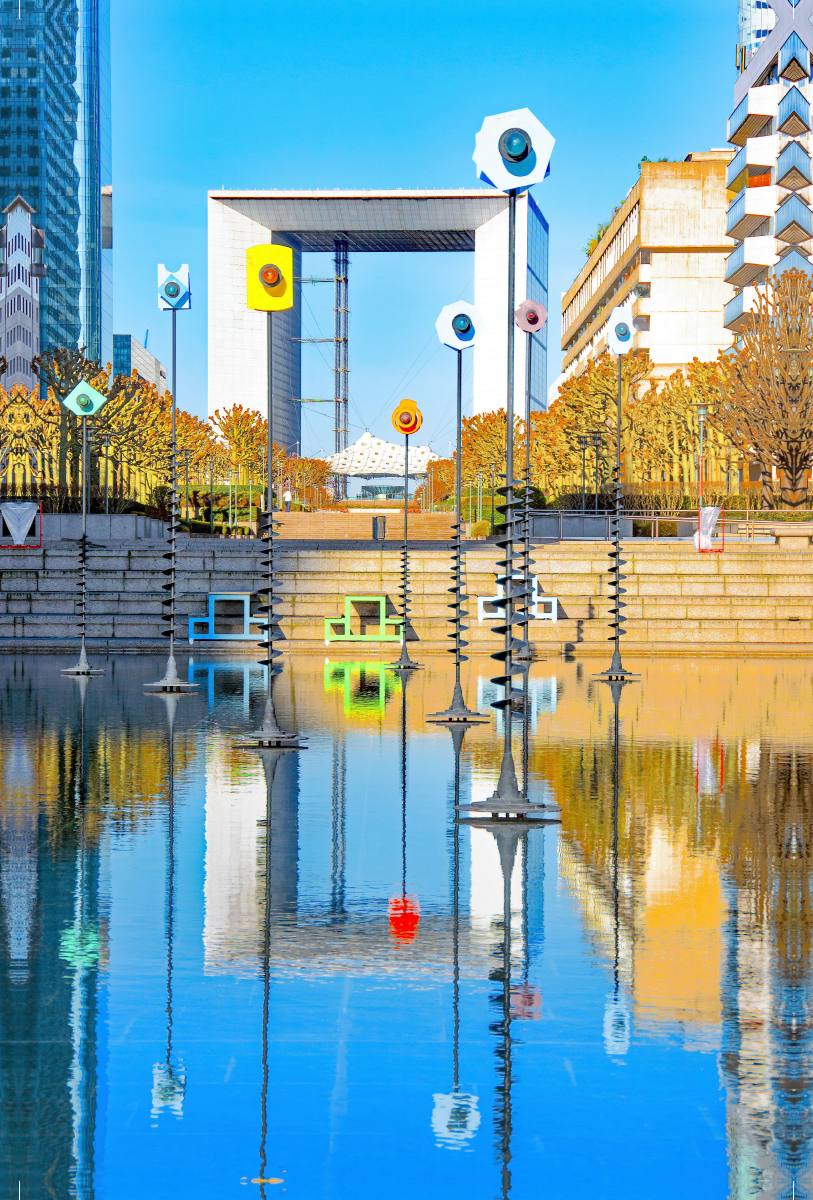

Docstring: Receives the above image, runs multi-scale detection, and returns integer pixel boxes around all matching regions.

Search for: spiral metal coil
[607,462,626,650]
[594,453,638,683]
[446,513,468,664]
[255,507,284,675]
[513,465,534,664]
[489,476,527,712]
[159,459,181,643]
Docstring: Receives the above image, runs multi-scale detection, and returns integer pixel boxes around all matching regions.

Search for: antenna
[144,328,149,349]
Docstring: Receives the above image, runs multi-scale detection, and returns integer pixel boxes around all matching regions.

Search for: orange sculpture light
[388,895,420,941]
[391,399,422,436]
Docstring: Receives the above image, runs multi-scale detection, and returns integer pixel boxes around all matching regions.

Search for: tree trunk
[58,406,67,486]
[760,465,775,510]
[779,465,808,509]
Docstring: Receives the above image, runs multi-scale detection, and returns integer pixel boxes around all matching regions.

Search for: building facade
[208,190,549,453]
[725,7,813,334]
[473,190,549,415]
[738,0,776,69]
[113,334,168,393]
[0,0,112,366]
[0,194,44,387]
[557,153,735,396]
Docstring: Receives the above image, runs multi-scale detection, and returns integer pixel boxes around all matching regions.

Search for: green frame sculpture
[324,595,403,644]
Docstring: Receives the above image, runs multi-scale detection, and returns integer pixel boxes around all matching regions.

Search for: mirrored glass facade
[526,193,548,412]
[0,0,111,366]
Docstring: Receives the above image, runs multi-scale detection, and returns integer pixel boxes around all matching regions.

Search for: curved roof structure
[324,431,438,478]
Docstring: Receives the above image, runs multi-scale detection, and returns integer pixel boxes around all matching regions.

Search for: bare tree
[713,269,813,509]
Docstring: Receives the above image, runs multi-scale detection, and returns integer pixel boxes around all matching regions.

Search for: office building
[557,153,735,396]
[0,194,44,388]
[113,334,168,393]
[208,189,549,453]
[724,7,813,333]
[0,0,112,365]
[738,0,776,70]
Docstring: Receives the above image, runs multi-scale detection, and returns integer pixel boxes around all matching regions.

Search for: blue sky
[111,0,734,455]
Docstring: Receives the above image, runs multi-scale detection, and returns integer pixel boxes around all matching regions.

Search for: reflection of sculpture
[389,669,420,941]
[432,725,480,1150]
[151,695,186,1120]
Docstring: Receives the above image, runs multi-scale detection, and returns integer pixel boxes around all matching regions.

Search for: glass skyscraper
[526,193,548,412]
[0,0,111,365]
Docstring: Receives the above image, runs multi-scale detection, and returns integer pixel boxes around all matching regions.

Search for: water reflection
[4,655,813,1196]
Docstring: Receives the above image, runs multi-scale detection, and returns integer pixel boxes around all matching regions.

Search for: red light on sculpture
[388,895,420,941]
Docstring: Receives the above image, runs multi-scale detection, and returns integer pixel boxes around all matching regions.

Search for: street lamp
[146,263,196,694]
[471,107,556,813]
[697,404,708,501]
[428,302,487,723]
[594,299,640,685]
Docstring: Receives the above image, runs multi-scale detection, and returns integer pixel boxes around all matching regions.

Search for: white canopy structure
[324,431,439,479]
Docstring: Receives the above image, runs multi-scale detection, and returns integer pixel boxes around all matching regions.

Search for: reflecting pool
[1,652,811,1198]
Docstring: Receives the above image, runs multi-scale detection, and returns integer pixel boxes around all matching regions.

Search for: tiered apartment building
[556,153,736,397]
[725,11,813,332]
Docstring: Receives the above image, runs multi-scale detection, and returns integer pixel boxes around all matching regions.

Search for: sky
[111,0,735,458]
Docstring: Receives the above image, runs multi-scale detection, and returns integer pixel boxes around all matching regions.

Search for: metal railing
[525,508,811,543]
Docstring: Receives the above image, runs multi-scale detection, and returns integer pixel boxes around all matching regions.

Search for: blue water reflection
[2,653,811,1197]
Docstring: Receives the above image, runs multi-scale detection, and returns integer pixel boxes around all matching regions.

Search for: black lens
[526,309,539,325]
[164,281,180,298]
[77,393,92,409]
[616,322,630,339]
[452,313,472,334]
[261,264,282,287]
[499,127,531,163]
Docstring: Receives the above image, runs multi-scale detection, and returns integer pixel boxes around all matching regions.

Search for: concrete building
[0,0,112,365]
[557,153,735,395]
[207,189,549,453]
[0,194,43,388]
[113,333,168,393]
[724,6,813,334]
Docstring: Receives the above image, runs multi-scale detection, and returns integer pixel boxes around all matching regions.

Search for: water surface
[1,653,809,1199]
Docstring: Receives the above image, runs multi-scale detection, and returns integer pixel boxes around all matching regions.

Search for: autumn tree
[706,269,813,509]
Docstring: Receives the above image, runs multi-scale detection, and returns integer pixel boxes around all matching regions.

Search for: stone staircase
[0,537,811,655]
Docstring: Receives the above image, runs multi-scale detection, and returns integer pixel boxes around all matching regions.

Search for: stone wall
[0,538,811,654]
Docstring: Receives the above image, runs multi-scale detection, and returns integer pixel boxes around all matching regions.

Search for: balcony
[725,236,778,287]
[774,247,813,277]
[728,85,780,146]
[779,32,809,82]
[776,139,812,190]
[776,193,813,242]
[726,136,779,192]
[778,86,811,136]
[724,287,760,333]
[726,186,777,238]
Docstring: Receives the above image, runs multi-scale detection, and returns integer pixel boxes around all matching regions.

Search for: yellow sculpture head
[246,244,294,312]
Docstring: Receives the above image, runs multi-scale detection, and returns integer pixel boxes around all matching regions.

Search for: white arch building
[208,188,549,453]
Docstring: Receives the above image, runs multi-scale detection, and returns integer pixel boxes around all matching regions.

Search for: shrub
[469,520,490,539]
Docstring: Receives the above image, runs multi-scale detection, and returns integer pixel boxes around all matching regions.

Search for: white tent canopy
[324,431,438,479]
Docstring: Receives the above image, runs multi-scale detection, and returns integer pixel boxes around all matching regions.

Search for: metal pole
[581,440,586,511]
[185,450,189,523]
[490,466,495,535]
[169,307,177,668]
[699,413,705,502]
[594,434,600,512]
[209,458,214,535]
[104,435,109,516]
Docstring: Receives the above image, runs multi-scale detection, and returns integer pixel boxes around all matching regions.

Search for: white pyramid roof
[324,430,438,478]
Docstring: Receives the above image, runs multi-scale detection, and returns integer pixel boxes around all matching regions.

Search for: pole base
[144,680,199,693]
[593,646,639,683]
[456,800,562,822]
[427,679,489,724]
[389,643,421,670]
[61,643,104,676]
[144,650,199,693]
[235,731,306,750]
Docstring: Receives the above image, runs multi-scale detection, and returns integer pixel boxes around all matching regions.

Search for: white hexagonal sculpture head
[473,107,554,193]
